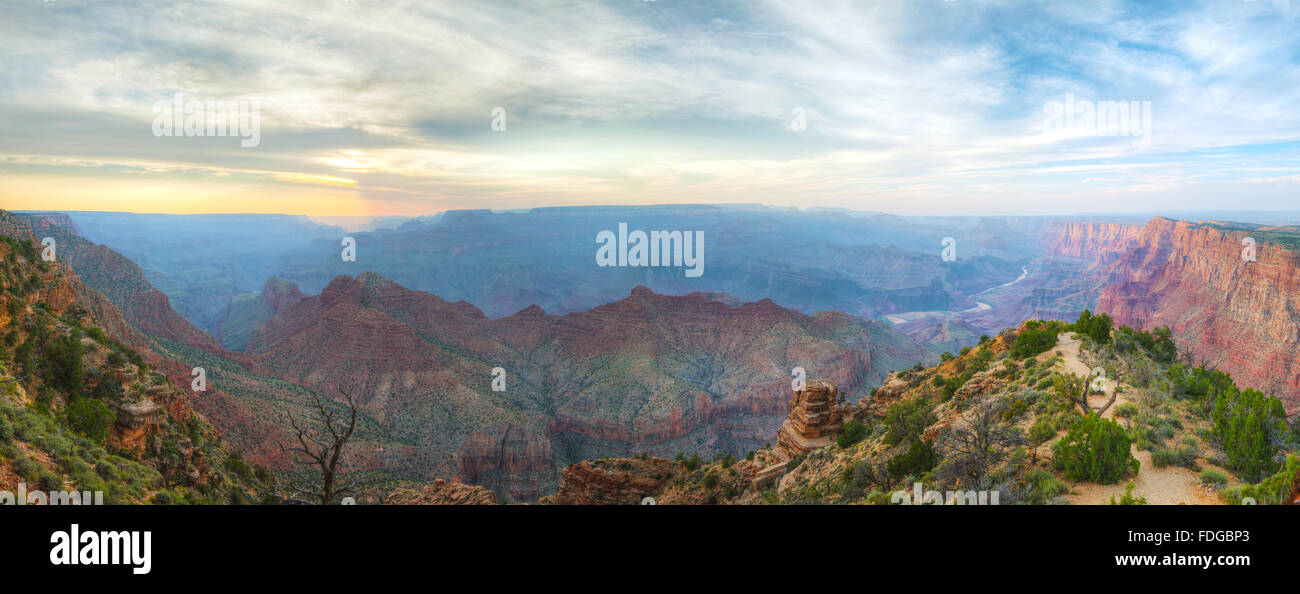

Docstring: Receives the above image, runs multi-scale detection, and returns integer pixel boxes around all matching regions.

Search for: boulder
[874,374,909,402]
[115,399,159,430]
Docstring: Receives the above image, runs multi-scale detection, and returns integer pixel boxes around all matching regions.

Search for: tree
[884,396,936,445]
[1213,387,1287,482]
[1074,309,1093,333]
[43,333,83,395]
[1053,372,1091,415]
[887,438,935,479]
[1087,313,1114,345]
[934,395,1026,489]
[280,383,361,504]
[65,398,116,443]
[1052,413,1138,484]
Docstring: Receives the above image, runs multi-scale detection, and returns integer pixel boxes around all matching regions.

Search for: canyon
[7,212,938,501]
[231,274,935,501]
[14,207,1300,503]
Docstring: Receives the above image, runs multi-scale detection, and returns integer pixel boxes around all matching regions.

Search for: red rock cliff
[1096,218,1300,408]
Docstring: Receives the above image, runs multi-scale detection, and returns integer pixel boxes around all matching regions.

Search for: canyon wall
[1037,216,1300,409]
[1045,220,1143,264]
[1096,219,1300,408]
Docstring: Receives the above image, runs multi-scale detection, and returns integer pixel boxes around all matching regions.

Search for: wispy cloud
[1,0,1297,215]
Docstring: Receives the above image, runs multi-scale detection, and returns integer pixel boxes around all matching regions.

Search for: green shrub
[41,333,83,395]
[885,438,934,478]
[85,326,106,343]
[1075,309,1114,345]
[1211,386,1287,482]
[95,460,118,481]
[12,455,39,479]
[1052,413,1139,484]
[37,471,62,491]
[1028,415,1057,447]
[1198,468,1229,487]
[1223,454,1300,505]
[1151,445,1200,471]
[836,420,869,449]
[64,398,116,444]
[884,397,936,445]
[1011,326,1059,359]
[1022,468,1069,504]
[91,380,125,403]
[1109,482,1146,505]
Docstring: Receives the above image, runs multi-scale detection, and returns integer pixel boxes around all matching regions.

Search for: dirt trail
[1049,333,1226,505]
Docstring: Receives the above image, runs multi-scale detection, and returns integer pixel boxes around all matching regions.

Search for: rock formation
[116,399,159,430]
[775,379,844,459]
[387,479,498,505]
[542,457,679,505]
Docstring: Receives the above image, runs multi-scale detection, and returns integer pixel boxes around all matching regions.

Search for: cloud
[1,0,1297,215]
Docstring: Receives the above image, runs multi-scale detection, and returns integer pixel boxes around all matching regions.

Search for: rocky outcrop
[387,479,498,505]
[1095,218,1300,409]
[116,399,160,430]
[457,427,557,504]
[873,374,910,402]
[111,399,159,453]
[775,379,844,459]
[954,371,1003,401]
[543,457,680,505]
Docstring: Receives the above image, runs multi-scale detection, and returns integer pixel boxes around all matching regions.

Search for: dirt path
[1049,333,1226,505]
[1065,450,1225,505]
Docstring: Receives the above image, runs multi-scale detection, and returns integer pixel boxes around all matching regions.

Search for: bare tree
[280,382,360,504]
[934,395,1026,490]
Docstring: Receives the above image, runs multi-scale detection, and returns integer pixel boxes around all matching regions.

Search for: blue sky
[1,0,1298,216]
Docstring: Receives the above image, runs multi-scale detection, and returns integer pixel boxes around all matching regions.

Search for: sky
[1,0,1298,217]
